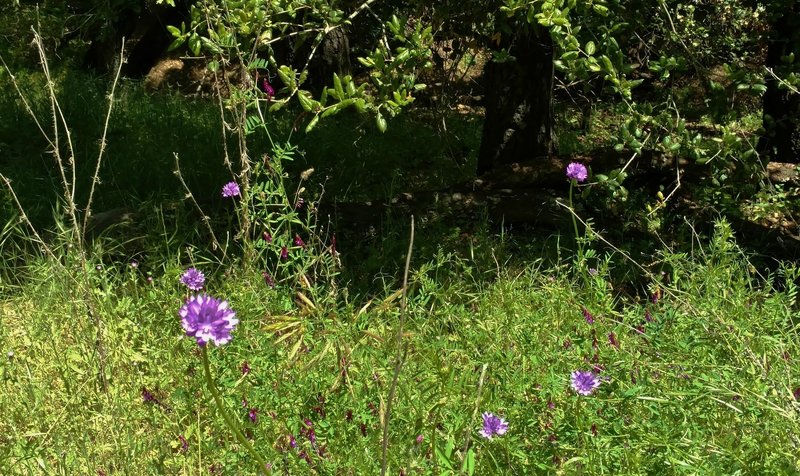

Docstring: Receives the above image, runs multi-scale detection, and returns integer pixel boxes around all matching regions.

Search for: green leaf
[297,90,314,111]
[305,115,319,133]
[375,111,387,133]
[585,41,596,56]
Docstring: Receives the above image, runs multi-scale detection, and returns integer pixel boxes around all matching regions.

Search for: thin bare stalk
[380,216,415,476]
[82,38,125,236]
[460,363,488,473]
[173,153,224,253]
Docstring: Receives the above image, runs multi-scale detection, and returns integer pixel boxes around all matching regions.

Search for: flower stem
[201,346,270,474]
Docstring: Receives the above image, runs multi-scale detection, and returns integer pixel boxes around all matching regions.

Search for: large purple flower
[566,162,588,182]
[180,267,205,291]
[222,181,241,198]
[571,370,601,396]
[179,294,239,346]
[479,412,508,439]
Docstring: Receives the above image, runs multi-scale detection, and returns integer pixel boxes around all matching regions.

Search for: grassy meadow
[1,51,800,476]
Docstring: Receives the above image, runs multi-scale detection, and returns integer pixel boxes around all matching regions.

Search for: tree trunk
[477,24,555,175]
[759,4,800,164]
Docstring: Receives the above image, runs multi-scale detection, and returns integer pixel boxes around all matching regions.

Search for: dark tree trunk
[759,4,800,164]
[477,24,555,175]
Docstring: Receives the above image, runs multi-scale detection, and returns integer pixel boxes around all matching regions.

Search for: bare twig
[380,216,415,476]
[82,38,125,236]
[173,152,224,252]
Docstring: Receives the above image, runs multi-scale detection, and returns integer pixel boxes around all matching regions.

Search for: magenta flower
[294,234,306,248]
[248,408,258,424]
[262,271,275,289]
[179,294,239,346]
[566,162,588,182]
[262,231,272,243]
[261,79,275,98]
[415,434,424,444]
[280,246,288,260]
[479,412,508,439]
[571,370,601,395]
[241,361,251,375]
[221,181,241,198]
[180,267,205,291]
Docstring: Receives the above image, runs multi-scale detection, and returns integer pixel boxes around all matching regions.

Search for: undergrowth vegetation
[1,11,800,476]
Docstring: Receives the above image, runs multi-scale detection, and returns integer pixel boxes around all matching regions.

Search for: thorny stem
[381,216,415,476]
[201,346,271,474]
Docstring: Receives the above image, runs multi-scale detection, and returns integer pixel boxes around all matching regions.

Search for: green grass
[1,218,799,474]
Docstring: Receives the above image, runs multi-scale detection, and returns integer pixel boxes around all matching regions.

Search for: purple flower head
[178,434,188,453]
[608,332,619,349]
[280,246,288,260]
[289,435,297,448]
[566,162,588,182]
[582,307,595,324]
[147,276,154,284]
[571,370,601,396]
[644,309,653,322]
[261,79,275,98]
[262,271,275,289]
[248,408,258,424]
[479,412,509,439]
[263,231,272,243]
[415,434,424,444]
[180,267,205,291]
[221,181,241,198]
[130,260,139,269]
[588,267,598,276]
[241,361,251,376]
[651,289,661,304]
[141,387,157,404]
[179,294,239,346]
[294,234,306,248]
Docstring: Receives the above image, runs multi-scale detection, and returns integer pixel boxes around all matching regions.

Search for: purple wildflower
[608,332,619,349]
[221,181,241,198]
[141,387,157,404]
[582,307,595,324]
[294,234,306,248]
[794,387,800,401]
[280,246,288,260]
[180,267,205,291]
[241,361,251,375]
[588,267,598,276]
[415,434,424,444]
[651,289,661,304]
[289,435,297,448]
[644,309,653,322]
[262,231,272,243]
[179,434,188,453]
[179,294,239,346]
[479,412,509,439]
[147,276,154,284]
[130,260,139,269]
[571,370,601,396]
[261,79,275,98]
[262,271,275,289]
[248,408,258,424]
[566,162,588,182]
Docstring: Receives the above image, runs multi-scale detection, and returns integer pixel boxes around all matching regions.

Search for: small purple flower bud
[289,435,297,448]
[263,231,272,243]
[608,332,619,349]
[179,435,188,453]
[644,309,653,322]
[294,234,305,248]
[261,79,275,98]
[130,260,139,269]
[280,246,288,260]
[241,361,251,375]
[582,307,595,324]
[415,434,424,444]
[248,408,258,424]
[262,271,275,289]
